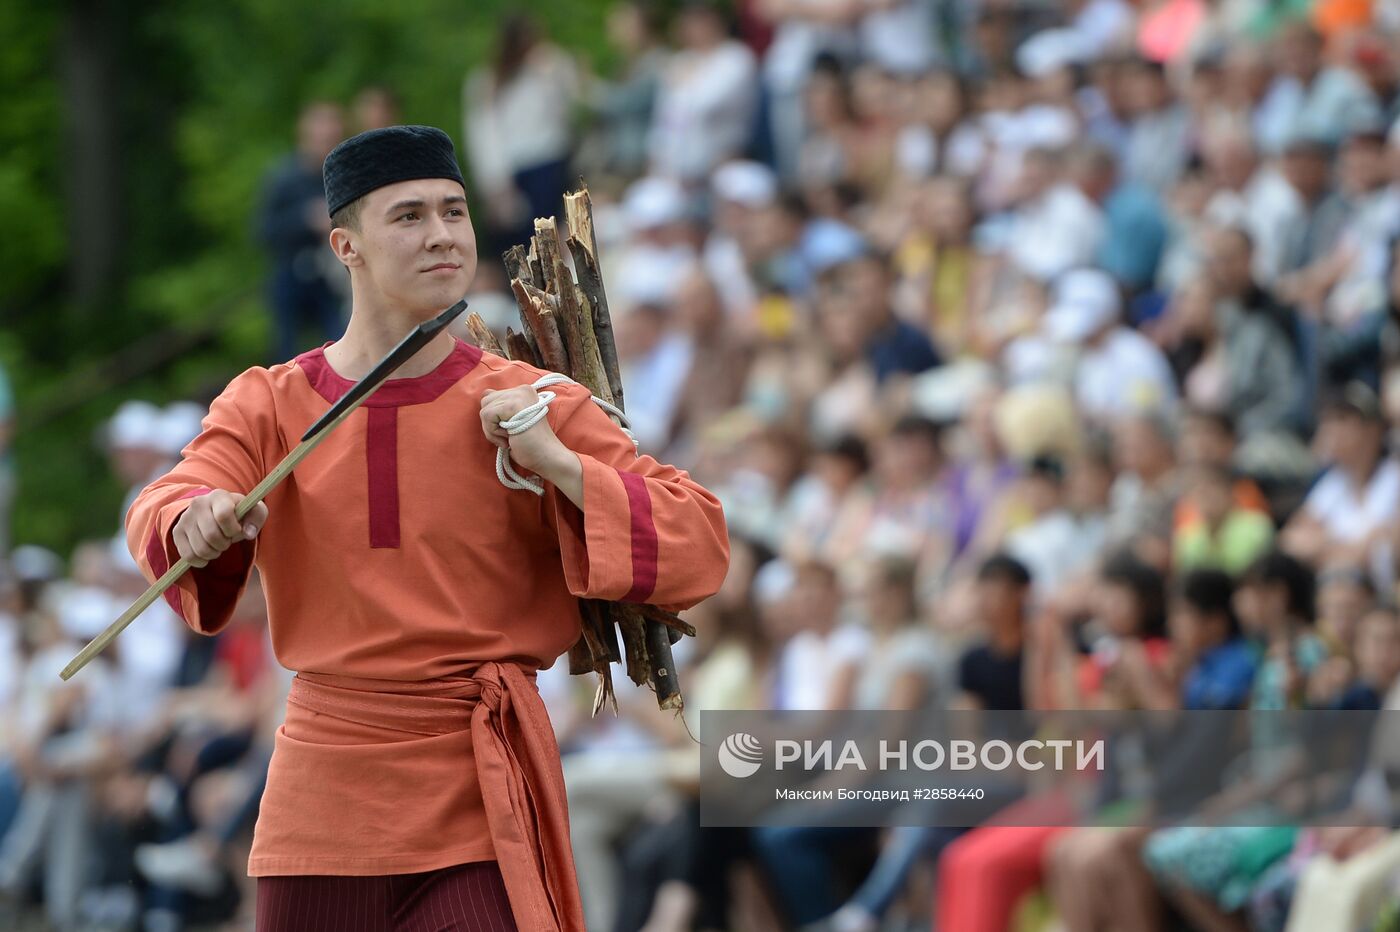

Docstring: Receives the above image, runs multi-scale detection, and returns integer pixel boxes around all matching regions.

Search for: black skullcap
[322,125,465,218]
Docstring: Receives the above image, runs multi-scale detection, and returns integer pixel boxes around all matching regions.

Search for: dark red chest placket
[294,339,483,552]
[365,407,401,549]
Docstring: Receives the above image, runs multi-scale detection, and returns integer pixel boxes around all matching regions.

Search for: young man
[126,125,730,932]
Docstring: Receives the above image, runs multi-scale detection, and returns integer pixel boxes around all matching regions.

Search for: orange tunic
[125,339,730,931]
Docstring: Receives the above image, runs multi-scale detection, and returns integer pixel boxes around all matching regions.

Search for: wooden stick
[62,301,470,681]
[504,190,691,713]
[464,313,504,356]
[564,189,624,413]
[532,219,560,295]
[63,389,358,680]
[503,245,532,286]
[504,328,538,366]
[553,255,613,406]
[644,613,683,711]
[564,185,680,708]
[616,606,650,687]
[563,189,597,265]
[566,237,624,412]
[510,280,569,373]
[567,638,594,676]
[637,604,697,639]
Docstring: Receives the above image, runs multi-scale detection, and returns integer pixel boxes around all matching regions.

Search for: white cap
[801,219,869,275]
[1013,104,1078,150]
[54,586,119,640]
[614,247,695,309]
[1016,28,1090,79]
[712,160,778,208]
[107,400,165,451]
[623,176,690,232]
[159,402,206,457]
[1044,268,1121,343]
[753,559,796,606]
[911,359,997,422]
[10,545,62,583]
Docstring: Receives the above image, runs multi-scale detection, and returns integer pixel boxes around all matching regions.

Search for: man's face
[1179,414,1233,466]
[975,578,1022,628]
[1275,25,1321,81]
[335,178,478,319]
[835,257,890,325]
[1318,410,1382,469]
[299,105,345,163]
[1204,228,1253,296]
[1340,138,1387,195]
[1281,149,1326,199]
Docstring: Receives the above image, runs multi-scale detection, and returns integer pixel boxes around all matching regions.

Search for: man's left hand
[479,386,570,477]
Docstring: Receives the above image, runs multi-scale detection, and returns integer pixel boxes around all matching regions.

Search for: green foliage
[0,1,64,306]
[6,0,615,556]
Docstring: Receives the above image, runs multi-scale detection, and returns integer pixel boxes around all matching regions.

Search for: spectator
[351,84,400,132]
[956,553,1031,711]
[0,360,12,556]
[1121,57,1193,194]
[1172,462,1275,573]
[1282,382,1399,588]
[464,14,579,250]
[650,2,758,184]
[587,2,668,181]
[1255,21,1383,154]
[256,101,346,361]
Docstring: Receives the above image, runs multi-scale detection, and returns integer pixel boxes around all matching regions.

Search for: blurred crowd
[10,0,1400,929]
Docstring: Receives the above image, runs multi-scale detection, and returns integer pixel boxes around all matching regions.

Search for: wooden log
[509,280,569,373]
[643,614,683,710]
[635,604,697,639]
[553,257,614,405]
[565,187,624,409]
[563,189,597,265]
[495,190,695,714]
[566,236,624,412]
[561,189,675,705]
[464,313,504,356]
[580,600,619,665]
[532,219,561,295]
[503,244,533,288]
[591,663,616,718]
[504,328,538,366]
[615,606,650,687]
[567,637,594,676]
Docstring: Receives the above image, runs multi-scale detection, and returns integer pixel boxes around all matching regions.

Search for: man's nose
[425,213,454,248]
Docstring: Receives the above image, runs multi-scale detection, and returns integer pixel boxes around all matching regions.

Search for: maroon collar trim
[295,337,483,407]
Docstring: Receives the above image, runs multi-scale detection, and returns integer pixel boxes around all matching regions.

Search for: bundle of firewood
[462,186,691,715]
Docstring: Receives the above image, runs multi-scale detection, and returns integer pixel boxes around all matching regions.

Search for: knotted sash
[287,664,585,931]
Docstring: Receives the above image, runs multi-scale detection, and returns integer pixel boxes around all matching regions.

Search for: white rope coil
[496,374,637,496]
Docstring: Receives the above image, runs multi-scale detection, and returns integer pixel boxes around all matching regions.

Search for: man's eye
[399,212,418,222]
[446,208,464,217]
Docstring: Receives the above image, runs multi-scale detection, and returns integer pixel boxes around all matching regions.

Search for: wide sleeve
[124,371,273,635]
[543,385,729,612]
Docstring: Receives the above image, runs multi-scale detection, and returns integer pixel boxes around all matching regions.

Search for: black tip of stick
[299,299,469,441]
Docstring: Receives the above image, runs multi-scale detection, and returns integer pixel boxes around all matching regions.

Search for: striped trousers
[256,860,517,931]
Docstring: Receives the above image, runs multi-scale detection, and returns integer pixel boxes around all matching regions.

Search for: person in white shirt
[463,15,579,242]
[650,4,758,183]
[1016,267,1178,423]
[1254,21,1383,155]
[1283,383,1400,590]
[1002,149,1107,283]
[771,560,871,711]
[760,0,860,179]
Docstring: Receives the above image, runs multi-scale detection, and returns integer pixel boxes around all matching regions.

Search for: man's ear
[329,227,363,268]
